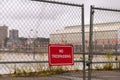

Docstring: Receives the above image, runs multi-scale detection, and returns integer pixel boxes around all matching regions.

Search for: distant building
[7,29,20,49]
[9,29,19,40]
[34,37,49,47]
[50,22,120,53]
[26,37,49,48]
[0,25,8,48]
[23,37,49,53]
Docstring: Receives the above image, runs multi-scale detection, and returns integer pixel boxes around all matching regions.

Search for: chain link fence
[1,0,120,80]
[0,0,85,79]
[89,6,120,80]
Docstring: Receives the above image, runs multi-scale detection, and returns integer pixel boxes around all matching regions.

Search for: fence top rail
[92,6,120,12]
[92,61,120,64]
[31,0,83,7]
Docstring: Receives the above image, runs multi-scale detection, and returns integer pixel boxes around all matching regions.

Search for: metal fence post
[88,5,94,80]
[81,4,86,80]
[119,62,120,69]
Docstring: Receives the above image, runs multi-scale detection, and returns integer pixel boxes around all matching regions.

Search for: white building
[50,22,120,53]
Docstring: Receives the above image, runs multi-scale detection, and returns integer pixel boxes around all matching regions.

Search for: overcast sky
[0,0,120,38]
[56,0,120,23]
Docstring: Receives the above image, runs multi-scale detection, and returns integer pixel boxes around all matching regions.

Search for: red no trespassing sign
[48,44,74,66]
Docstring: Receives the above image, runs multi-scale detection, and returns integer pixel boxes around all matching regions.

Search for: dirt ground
[0,70,120,80]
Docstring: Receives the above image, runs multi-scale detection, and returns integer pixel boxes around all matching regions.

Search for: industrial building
[0,25,8,48]
[50,22,120,53]
[9,29,19,40]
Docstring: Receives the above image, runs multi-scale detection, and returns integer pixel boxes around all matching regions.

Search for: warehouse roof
[51,22,120,34]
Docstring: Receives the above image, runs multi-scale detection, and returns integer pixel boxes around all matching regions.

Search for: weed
[95,65,102,70]
[103,50,113,70]
[10,65,68,77]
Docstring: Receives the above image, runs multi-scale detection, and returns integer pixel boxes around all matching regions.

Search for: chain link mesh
[90,6,120,79]
[0,0,84,79]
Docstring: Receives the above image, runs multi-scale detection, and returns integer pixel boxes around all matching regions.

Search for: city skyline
[0,25,40,38]
[1,0,120,38]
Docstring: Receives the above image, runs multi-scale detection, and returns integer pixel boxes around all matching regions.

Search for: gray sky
[0,0,120,38]
[56,0,120,24]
